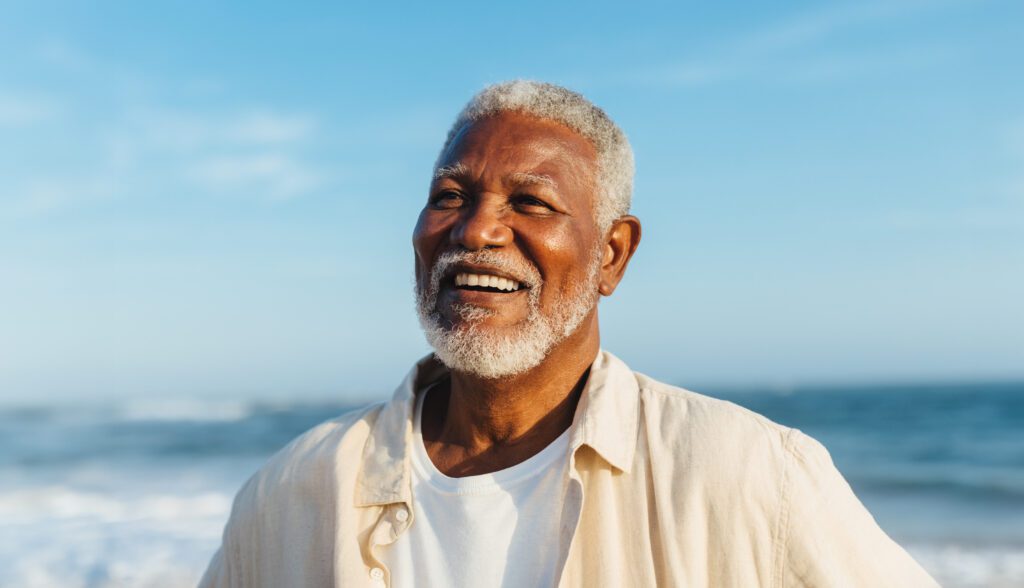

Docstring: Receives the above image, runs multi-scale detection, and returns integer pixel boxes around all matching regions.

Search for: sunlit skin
[412,111,641,476]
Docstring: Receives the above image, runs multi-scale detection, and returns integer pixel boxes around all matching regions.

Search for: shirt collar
[355,349,640,507]
[356,353,445,507]
[568,350,640,473]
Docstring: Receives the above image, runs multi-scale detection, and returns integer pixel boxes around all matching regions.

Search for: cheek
[414,206,457,236]
[412,208,431,245]
[413,211,445,261]
[412,211,436,285]
[526,224,599,298]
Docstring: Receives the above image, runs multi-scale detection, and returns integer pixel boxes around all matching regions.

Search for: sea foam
[0,486,232,588]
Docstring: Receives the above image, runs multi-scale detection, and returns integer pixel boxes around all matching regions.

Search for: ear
[598,215,642,296]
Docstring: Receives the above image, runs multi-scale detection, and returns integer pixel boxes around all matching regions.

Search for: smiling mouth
[453,272,523,293]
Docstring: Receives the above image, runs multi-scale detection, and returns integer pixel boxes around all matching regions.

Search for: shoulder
[629,372,937,585]
[230,401,384,519]
[635,372,797,456]
[631,373,802,533]
[268,402,383,473]
[632,371,804,503]
[206,402,387,585]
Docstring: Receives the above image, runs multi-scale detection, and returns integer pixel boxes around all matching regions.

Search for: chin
[419,309,555,379]
[414,255,601,378]
[444,305,527,331]
[428,337,551,380]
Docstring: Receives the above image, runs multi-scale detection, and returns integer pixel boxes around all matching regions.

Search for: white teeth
[454,272,521,291]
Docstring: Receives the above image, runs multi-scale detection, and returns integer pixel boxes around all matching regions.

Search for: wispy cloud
[37,38,97,73]
[878,208,1024,231]
[1003,118,1024,202]
[872,116,1024,231]
[227,112,314,144]
[1007,118,1024,154]
[1,91,326,217]
[3,105,326,218]
[4,176,117,218]
[189,153,323,201]
[0,93,62,126]
[0,39,329,219]
[712,2,905,55]
[127,108,325,201]
[630,1,959,87]
[125,108,315,149]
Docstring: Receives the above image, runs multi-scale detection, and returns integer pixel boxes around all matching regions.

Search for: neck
[421,314,600,476]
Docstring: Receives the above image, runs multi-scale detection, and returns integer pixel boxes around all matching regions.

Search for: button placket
[369,566,386,587]
[388,503,412,539]
[364,504,412,587]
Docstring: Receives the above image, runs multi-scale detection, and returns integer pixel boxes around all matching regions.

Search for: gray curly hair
[436,80,634,232]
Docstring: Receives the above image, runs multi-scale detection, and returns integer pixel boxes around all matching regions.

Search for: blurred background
[1,1,1022,586]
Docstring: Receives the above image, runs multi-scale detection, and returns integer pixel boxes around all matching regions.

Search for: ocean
[1,382,1022,588]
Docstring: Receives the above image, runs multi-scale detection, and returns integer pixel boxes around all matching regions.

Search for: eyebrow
[505,171,556,190]
[433,164,557,191]
[434,162,471,181]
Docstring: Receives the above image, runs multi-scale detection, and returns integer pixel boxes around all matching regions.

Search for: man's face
[413,111,605,378]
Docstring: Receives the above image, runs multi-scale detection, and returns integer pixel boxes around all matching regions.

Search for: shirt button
[395,507,409,522]
[370,567,385,580]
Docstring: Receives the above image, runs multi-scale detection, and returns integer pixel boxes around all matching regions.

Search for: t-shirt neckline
[412,385,571,495]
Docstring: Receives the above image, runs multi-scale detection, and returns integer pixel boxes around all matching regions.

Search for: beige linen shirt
[200,351,938,587]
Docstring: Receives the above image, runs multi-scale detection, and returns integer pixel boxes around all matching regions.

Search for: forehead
[437,111,599,188]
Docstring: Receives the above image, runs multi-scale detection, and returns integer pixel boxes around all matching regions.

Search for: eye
[512,194,554,213]
[430,190,466,209]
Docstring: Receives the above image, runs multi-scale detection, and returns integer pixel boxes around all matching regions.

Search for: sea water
[1,383,1022,587]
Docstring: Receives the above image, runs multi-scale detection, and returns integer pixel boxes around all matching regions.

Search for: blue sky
[1,0,1022,403]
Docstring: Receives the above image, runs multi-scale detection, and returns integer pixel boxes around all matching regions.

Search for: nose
[450,197,513,250]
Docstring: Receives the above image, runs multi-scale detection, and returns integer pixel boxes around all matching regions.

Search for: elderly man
[201,81,937,587]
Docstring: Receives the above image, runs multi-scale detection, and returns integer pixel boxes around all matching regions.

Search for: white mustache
[429,250,542,295]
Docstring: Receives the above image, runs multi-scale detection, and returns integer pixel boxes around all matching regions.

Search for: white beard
[415,247,602,379]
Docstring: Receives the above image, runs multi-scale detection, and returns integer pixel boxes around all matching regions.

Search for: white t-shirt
[380,389,571,587]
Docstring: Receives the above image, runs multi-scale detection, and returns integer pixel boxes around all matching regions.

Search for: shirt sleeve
[197,546,228,588]
[778,430,939,588]
[197,475,257,588]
